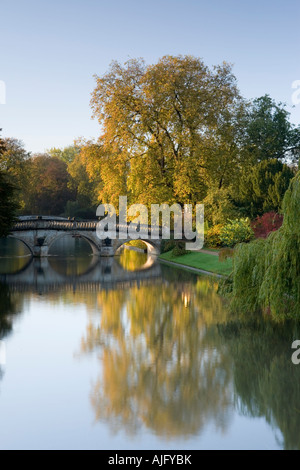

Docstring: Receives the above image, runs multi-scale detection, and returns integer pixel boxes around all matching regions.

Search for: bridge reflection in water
[0,253,161,294]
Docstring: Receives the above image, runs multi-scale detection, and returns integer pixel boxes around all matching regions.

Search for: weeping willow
[222,171,300,319]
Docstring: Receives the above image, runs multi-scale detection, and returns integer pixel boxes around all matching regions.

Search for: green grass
[202,247,219,252]
[159,250,233,276]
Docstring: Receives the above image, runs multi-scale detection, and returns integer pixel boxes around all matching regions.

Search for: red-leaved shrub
[251,212,283,239]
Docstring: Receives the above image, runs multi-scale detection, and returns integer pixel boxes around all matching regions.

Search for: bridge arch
[114,239,160,256]
[47,232,100,256]
[8,235,35,256]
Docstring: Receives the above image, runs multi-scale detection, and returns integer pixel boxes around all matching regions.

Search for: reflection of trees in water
[117,249,148,271]
[49,236,93,257]
[80,277,234,437]
[0,238,30,258]
[0,283,23,339]
[0,256,32,275]
[219,318,300,450]
[0,283,23,381]
[48,236,95,277]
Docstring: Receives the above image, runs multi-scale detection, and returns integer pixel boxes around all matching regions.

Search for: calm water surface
[0,237,299,450]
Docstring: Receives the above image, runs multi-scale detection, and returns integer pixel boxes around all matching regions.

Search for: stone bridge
[9,217,165,257]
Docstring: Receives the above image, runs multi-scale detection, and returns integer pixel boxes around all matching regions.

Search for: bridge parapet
[12,220,98,232]
[12,220,164,234]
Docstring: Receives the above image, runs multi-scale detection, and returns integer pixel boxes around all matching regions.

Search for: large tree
[242,95,300,164]
[90,57,300,210]
[233,158,295,218]
[90,55,244,206]
[0,137,30,182]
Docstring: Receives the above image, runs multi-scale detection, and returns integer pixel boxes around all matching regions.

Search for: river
[0,237,299,450]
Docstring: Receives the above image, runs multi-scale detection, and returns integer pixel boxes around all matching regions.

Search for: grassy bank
[159,250,233,276]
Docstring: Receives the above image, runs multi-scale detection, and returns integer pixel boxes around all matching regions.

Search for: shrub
[219,218,254,247]
[251,212,283,239]
[172,242,189,256]
[161,240,176,253]
[205,224,223,248]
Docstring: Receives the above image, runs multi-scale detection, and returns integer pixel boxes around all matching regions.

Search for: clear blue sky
[1,0,299,153]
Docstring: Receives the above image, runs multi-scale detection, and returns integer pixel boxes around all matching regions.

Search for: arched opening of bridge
[0,238,32,274]
[48,235,96,277]
[49,235,93,257]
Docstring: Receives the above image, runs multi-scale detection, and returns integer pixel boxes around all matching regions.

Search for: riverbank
[159,250,232,276]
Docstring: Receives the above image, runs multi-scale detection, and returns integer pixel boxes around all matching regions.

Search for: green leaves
[234,159,295,218]
[219,218,254,248]
[90,55,242,206]
[243,95,300,163]
[227,171,300,319]
[25,155,76,216]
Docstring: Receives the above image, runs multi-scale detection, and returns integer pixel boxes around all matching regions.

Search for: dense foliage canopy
[234,158,295,218]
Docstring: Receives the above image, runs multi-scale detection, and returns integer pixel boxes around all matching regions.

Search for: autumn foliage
[251,212,283,239]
